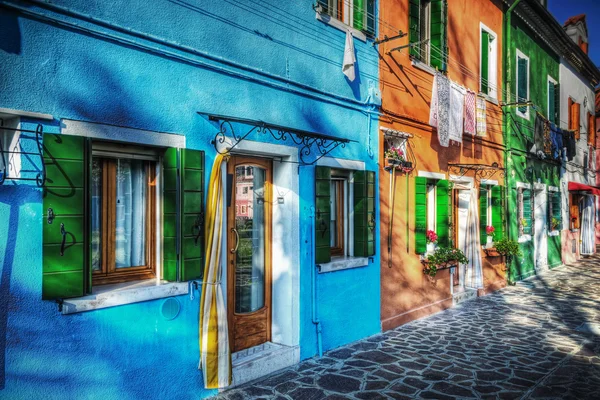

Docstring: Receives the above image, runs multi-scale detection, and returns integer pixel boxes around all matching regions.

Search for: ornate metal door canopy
[448,163,505,184]
[198,113,355,165]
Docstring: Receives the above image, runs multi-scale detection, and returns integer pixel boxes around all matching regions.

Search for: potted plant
[384,146,404,166]
[494,237,522,285]
[422,247,469,277]
[485,225,495,248]
[551,217,560,232]
[426,229,438,254]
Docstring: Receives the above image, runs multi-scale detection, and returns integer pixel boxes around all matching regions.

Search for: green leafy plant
[423,247,468,277]
[551,217,560,231]
[494,237,522,258]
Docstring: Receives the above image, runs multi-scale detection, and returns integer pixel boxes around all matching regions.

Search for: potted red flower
[426,229,438,254]
[485,225,495,248]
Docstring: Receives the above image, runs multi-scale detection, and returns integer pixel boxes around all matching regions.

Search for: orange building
[378,0,507,330]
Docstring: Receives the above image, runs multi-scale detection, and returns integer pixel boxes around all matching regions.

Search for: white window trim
[315,3,367,42]
[547,75,557,122]
[480,22,498,100]
[516,49,530,120]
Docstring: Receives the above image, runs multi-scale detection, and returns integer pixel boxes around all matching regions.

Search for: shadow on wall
[0,10,21,55]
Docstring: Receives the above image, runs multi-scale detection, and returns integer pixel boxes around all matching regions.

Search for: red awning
[568,182,600,195]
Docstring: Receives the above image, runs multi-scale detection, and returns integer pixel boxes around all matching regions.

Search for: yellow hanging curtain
[198,153,231,388]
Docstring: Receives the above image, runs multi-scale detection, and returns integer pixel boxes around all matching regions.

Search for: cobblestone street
[218,258,600,400]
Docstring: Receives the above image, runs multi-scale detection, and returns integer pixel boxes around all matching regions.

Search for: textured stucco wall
[505,16,560,280]
[0,1,380,398]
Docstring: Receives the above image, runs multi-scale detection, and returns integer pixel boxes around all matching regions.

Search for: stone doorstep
[452,289,478,306]
[229,342,300,389]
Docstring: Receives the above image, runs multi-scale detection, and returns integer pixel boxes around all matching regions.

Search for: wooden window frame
[92,158,157,286]
[330,178,345,257]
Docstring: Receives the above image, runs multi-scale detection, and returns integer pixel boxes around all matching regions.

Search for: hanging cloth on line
[550,123,563,160]
[464,90,476,135]
[563,130,576,161]
[476,97,487,136]
[449,83,466,144]
[429,74,439,128]
[436,73,451,147]
[342,30,356,81]
[533,114,546,159]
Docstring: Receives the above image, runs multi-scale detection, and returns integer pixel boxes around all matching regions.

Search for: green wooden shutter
[415,177,427,254]
[430,0,447,71]
[554,83,560,125]
[491,185,505,240]
[517,57,528,114]
[481,31,490,95]
[550,191,561,228]
[315,166,331,263]
[163,148,205,282]
[163,148,179,282]
[522,189,532,236]
[436,179,450,247]
[180,149,204,281]
[548,81,556,124]
[354,170,376,257]
[42,133,87,300]
[479,186,488,244]
[409,0,421,58]
[353,0,365,31]
[366,0,375,36]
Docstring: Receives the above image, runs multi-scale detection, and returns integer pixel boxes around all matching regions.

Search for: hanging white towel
[437,73,451,147]
[429,74,439,128]
[449,83,466,144]
[464,90,476,135]
[342,30,356,81]
[463,189,483,289]
[476,97,487,136]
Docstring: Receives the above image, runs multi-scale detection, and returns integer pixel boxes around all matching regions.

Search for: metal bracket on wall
[199,112,355,165]
[448,163,505,184]
[0,120,46,187]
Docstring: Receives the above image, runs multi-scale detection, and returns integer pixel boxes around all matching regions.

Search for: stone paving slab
[215,258,600,399]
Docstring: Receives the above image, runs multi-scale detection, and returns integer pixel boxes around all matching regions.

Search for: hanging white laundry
[476,97,487,136]
[437,74,451,147]
[342,30,356,81]
[429,74,439,128]
[464,90,476,135]
[449,83,466,144]
[462,189,483,289]
[581,195,595,255]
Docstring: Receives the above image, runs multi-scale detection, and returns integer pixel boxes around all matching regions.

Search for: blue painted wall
[0,0,380,398]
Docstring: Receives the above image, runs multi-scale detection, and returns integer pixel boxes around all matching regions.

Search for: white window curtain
[581,195,595,255]
[463,189,483,289]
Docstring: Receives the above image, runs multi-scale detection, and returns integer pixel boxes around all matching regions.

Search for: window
[409,0,448,71]
[243,186,249,195]
[330,178,347,256]
[588,112,596,147]
[415,177,449,253]
[548,190,561,232]
[315,166,375,264]
[316,0,375,36]
[42,133,206,301]
[241,205,247,214]
[569,98,581,140]
[548,77,559,124]
[480,25,498,99]
[516,50,530,119]
[479,185,505,244]
[584,151,589,176]
[570,194,581,230]
[517,186,532,239]
[91,156,156,285]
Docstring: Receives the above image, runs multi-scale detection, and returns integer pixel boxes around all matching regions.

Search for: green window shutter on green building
[408,0,421,58]
[436,179,450,247]
[354,170,376,257]
[430,0,447,71]
[548,81,556,124]
[491,185,505,240]
[415,177,427,254]
[366,0,375,36]
[479,186,488,245]
[517,56,528,114]
[353,0,365,31]
[315,166,331,264]
[481,31,490,95]
[42,133,87,300]
[550,191,561,226]
[522,189,532,236]
[163,148,205,282]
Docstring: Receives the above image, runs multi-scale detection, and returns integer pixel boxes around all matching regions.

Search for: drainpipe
[309,206,323,357]
[504,0,523,283]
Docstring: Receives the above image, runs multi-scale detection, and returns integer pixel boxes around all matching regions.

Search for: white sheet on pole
[462,189,484,289]
[581,195,595,255]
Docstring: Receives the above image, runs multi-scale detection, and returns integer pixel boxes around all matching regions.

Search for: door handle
[230,228,239,254]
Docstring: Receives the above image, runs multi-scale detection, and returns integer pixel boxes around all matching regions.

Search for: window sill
[518,235,532,243]
[411,59,437,76]
[478,92,499,106]
[317,256,369,273]
[315,10,367,42]
[548,230,560,237]
[62,280,189,315]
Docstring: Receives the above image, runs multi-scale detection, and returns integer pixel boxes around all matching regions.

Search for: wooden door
[227,156,272,352]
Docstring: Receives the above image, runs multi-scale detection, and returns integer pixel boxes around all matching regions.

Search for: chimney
[564,14,589,54]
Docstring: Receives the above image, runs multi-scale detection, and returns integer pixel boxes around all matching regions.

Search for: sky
[548,0,600,66]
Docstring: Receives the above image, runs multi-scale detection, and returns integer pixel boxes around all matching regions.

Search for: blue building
[0,0,381,397]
